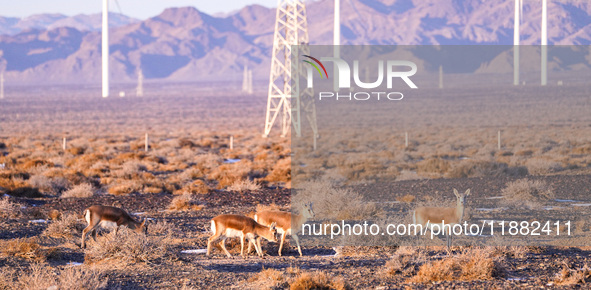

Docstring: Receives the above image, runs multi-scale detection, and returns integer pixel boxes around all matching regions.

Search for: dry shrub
[209,162,252,189]
[555,264,591,285]
[416,158,450,176]
[84,227,170,265]
[396,194,416,203]
[28,174,69,195]
[445,160,526,178]
[294,181,382,220]
[501,179,554,208]
[382,251,423,277]
[248,268,286,289]
[408,247,504,283]
[0,196,19,218]
[0,238,59,262]
[525,158,562,175]
[9,263,107,290]
[148,220,178,236]
[175,179,210,195]
[22,159,53,170]
[43,214,85,239]
[67,146,86,155]
[227,179,261,192]
[168,194,204,211]
[61,183,95,198]
[107,180,143,195]
[265,157,291,183]
[289,270,350,290]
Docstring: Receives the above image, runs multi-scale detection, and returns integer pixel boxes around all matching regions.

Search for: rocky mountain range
[0,0,590,84]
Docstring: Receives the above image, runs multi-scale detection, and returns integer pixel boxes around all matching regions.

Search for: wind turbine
[333,0,340,91]
[514,0,548,86]
[102,0,109,97]
[541,0,547,86]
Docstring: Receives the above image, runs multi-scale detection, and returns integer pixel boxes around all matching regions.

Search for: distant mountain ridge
[0,13,138,35]
[0,0,590,84]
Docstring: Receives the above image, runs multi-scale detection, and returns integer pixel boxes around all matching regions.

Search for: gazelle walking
[206,214,277,258]
[250,202,315,256]
[80,205,148,248]
[412,189,470,250]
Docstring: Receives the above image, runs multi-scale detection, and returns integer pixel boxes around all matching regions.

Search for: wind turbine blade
[114,0,124,15]
[520,0,523,22]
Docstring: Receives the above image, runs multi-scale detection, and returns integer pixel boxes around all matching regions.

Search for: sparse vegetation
[84,227,171,265]
[502,179,555,208]
[168,194,204,211]
[61,183,95,198]
[0,196,19,218]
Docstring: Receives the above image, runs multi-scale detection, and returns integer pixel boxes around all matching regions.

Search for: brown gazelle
[206,214,277,258]
[412,189,471,249]
[80,205,148,248]
[250,202,314,256]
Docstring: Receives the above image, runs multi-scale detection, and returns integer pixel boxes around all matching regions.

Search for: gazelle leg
[81,225,93,248]
[278,232,286,256]
[247,238,253,254]
[292,234,303,256]
[206,233,221,256]
[256,237,262,256]
[251,237,263,257]
[240,236,245,258]
[91,229,98,242]
[220,238,232,258]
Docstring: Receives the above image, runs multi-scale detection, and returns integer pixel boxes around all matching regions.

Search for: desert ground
[1,79,591,289]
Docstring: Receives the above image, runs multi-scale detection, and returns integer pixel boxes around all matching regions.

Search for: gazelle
[249,202,314,256]
[206,214,277,258]
[80,205,148,248]
[412,189,470,250]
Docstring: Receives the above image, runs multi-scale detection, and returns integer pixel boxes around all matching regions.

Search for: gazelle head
[301,202,315,219]
[453,188,471,206]
[268,222,278,242]
[137,218,148,235]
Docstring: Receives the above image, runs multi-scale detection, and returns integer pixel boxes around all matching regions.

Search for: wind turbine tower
[541,0,547,86]
[263,0,317,138]
[136,68,144,96]
[514,0,548,86]
[102,0,109,97]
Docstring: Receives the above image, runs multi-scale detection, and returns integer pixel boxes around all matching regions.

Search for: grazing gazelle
[206,214,277,258]
[80,205,148,248]
[412,189,470,250]
[249,202,315,256]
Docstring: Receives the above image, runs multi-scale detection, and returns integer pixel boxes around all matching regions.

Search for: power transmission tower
[263,0,317,138]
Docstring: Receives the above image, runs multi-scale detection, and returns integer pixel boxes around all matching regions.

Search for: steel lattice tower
[263,0,317,138]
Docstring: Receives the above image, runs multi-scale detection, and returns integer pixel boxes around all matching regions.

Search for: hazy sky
[1,0,279,19]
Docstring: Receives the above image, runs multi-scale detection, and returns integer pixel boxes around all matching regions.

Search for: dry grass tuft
[289,270,350,290]
[168,194,205,211]
[408,247,504,283]
[4,263,107,290]
[0,238,59,262]
[84,227,170,265]
[0,196,19,218]
[227,179,261,192]
[501,179,554,208]
[555,264,591,285]
[43,213,85,239]
[107,180,143,195]
[61,183,95,198]
[248,268,286,289]
[396,194,416,203]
